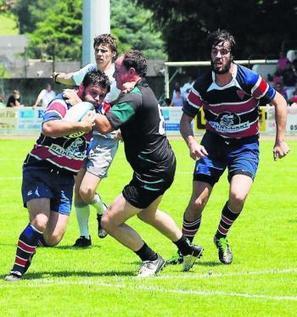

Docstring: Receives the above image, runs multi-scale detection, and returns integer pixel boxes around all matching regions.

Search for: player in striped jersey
[4,70,110,281]
[168,29,289,265]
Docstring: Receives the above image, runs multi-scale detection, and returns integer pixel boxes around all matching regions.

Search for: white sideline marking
[157,267,297,280]
[0,279,296,302]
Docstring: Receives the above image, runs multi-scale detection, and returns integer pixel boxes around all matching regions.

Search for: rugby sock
[135,242,158,261]
[215,202,241,238]
[10,224,42,276]
[91,193,107,215]
[182,216,201,242]
[173,235,193,256]
[38,235,50,247]
[75,204,91,238]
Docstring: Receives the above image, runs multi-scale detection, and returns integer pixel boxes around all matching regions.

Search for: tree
[10,0,166,60]
[28,0,82,60]
[136,0,297,61]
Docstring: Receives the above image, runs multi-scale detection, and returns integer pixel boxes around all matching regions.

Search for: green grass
[0,138,297,316]
[0,13,18,35]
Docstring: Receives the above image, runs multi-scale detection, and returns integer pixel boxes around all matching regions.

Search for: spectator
[6,90,22,108]
[277,51,289,74]
[170,82,183,107]
[274,82,288,100]
[282,62,297,100]
[288,88,297,105]
[32,83,56,108]
[0,95,5,108]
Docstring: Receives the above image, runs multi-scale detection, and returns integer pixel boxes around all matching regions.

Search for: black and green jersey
[106,80,175,174]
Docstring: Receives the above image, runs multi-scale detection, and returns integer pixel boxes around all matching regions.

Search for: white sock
[75,205,90,238]
[91,194,107,215]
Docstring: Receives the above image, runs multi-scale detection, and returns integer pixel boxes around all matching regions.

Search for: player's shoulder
[192,69,212,93]
[236,64,261,86]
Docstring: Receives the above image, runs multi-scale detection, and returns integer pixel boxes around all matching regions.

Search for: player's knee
[31,214,48,232]
[101,214,116,233]
[229,191,246,208]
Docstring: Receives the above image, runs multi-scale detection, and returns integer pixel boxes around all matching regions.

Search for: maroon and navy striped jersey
[26,95,91,173]
[183,64,276,138]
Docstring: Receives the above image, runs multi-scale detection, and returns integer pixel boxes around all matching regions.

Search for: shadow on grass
[0,270,135,281]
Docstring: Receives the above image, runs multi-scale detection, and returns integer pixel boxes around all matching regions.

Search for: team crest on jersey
[209,112,249,133]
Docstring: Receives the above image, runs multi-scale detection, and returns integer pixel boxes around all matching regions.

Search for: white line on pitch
[0,279,296,302]
[156,267,297,280]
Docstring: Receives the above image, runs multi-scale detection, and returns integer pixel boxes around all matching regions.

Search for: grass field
[0,137,296,316]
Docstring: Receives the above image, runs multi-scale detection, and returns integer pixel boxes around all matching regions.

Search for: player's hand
[63,89,82,106]
[273,141,290,160]
[189,143,208,160]
[80,111,96,133]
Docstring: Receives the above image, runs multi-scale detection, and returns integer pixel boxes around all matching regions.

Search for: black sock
[38,235,50,247]
[173,235,193,256]
[10,224,42,275]
[215,201,241,239]
[135,242,158,261]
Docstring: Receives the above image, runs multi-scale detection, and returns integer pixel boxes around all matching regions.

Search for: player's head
[93,34,118,71]
[207,29,236,74]
[114,50,147,90]
[78,70,110,105]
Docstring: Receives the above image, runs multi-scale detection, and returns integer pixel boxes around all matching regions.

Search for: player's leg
[5,198,50,281]
[214,137,259,264]
[138,197,204,272]
[43,211,69,246]
[82,136,119,239]
[73,168,92,247]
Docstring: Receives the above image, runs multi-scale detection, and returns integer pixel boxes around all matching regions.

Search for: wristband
[54,73,60,84]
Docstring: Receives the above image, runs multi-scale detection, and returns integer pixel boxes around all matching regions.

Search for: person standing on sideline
[93,50,203,277]
[4,70,110,281]
[6,90,22,108]
[167,29,289,266]
[54,34,121,247]
[32,83,56,108]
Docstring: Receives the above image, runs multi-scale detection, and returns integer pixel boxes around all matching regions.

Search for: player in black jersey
[93,50,203,277]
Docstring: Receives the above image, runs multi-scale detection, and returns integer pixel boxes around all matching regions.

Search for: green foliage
[111,0,166,59]
[0,138,297,316]
[28,0,82,60]
[0,12,18,35]
[137,0,297,60]
[9,0,166,60]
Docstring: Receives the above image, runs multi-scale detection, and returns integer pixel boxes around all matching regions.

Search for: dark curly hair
[207,29,236,57]
[82,70,110,93]
[122,50,147,77]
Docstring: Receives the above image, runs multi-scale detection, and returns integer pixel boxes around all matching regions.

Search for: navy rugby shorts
[193,131,259,186]
[22,166,75,215]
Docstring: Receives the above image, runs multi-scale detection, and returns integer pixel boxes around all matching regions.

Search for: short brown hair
[122,50,147,77]
[93,34,117,61]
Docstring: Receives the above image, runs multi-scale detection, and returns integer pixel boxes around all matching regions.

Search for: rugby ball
[64,101,95,138]
[64,101,95,122]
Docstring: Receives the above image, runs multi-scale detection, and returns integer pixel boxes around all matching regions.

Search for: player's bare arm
[52,72,76,86]
[270,91,290,160]
[93,114,114,134]
[43,113,95,138]
[180,112,208,160]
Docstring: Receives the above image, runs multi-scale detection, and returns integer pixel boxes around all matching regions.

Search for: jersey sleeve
[250,75,276,103]
[72,64,97,86]
[43,100,67,123]
[182,83,203,117]
[105,90,141,129]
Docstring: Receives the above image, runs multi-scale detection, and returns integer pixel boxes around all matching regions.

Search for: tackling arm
[53,72,76,86]
[93,114,114,134]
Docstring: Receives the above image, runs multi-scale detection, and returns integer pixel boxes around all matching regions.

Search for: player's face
[211,41,232,74]
[114,57,131,90]
[94,44,115,72]
[83,85,108,105]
